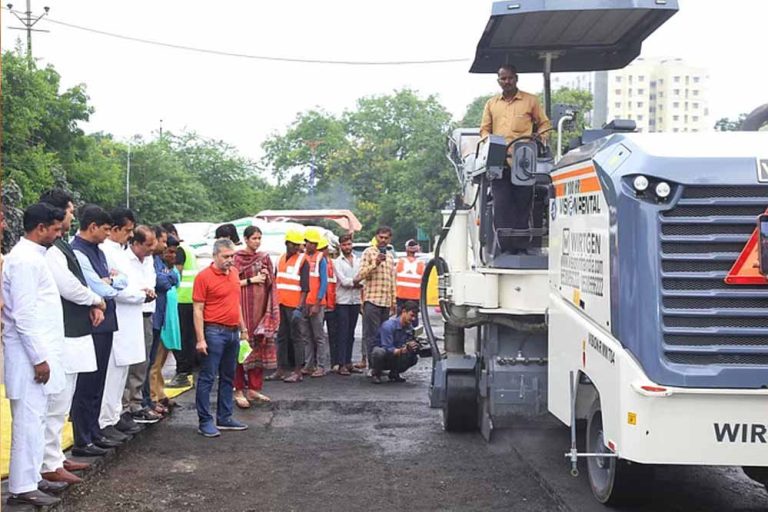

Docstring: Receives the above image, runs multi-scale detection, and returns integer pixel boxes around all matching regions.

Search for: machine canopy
[470,0,678,74]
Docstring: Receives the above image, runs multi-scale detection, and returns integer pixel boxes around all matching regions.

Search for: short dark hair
[160,222,178,237]
[401,300,419,314]
[78,205,113,231]
[153,225,168,239]
[243,225,262,239]
[132,225,154,245]
[339,234,353,244]
[215,223,240,244]
[375,226,392,236]
[166,236,180,248]
[38,188,74,210]
[498,64,518,75]
[110,207,136,229]
[23,203,65,233]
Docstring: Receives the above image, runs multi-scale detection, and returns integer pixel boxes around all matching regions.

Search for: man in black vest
[40,189,106,481]
[70,205,127,456]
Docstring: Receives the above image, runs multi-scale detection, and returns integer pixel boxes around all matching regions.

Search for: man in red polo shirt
[192,238,248,437]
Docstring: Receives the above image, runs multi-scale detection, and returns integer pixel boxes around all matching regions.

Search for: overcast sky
[2,0,766,161]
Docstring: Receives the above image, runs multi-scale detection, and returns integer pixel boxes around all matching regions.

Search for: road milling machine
[421,0,768,504]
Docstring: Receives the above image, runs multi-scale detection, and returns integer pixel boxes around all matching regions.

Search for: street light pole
[126,143,131,208]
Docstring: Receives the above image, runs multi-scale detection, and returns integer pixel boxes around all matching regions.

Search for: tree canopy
[2,46,597,252]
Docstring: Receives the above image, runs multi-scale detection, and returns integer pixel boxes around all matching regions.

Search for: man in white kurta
[41,188,105,483]
[2,203,66,506]
[99,222,157,437]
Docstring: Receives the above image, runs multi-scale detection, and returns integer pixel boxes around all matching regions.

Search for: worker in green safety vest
[166,230,200,388]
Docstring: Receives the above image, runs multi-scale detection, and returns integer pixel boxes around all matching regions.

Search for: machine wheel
[586,399,654,505]
[742,466,768,491]
[442,373,478,432]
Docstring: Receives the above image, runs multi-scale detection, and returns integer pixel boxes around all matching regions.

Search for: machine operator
[480,64,551,254]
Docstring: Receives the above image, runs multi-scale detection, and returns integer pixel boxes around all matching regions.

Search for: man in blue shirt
[370,301,420,384]
[143,226,178,413]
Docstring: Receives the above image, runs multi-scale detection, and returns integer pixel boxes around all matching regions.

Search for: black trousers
[174,302,198,374]
[362,302,390,361]
[370,347,418,375]
[335,304,360,366]
[277,305,306,371]
[325,308,342,367]
[71,332,113,447]
[491,174,534,252]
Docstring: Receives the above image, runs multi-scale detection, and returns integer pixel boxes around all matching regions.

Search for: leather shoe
[63,459,91,471]
[42,467,82,484]
[71,443,108,457]
[93,435,122,449]
[7,490,60,507]
[38,479,68,494]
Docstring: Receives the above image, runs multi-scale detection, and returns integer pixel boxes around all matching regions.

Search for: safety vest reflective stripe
[396,258,424,300]
[306,253,327,306]
[276,283,302,291]
[276,253,306,308]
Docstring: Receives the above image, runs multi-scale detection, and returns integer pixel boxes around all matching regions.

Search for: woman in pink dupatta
[232,225,279,407]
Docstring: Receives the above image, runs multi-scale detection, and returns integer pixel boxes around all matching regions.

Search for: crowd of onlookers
[1,189,427,506]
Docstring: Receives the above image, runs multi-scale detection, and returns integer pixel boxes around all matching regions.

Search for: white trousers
[42,372,78,474]
[9,385,47,494]
[99,347,130,429]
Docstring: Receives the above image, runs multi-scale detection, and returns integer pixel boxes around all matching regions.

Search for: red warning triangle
[724,228,768,285]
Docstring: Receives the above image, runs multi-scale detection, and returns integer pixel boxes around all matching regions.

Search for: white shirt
[333,254,362,305]
[101,240,151,366]
[2,238,66,398]
[141,254,157,314]
[45,241,102,374]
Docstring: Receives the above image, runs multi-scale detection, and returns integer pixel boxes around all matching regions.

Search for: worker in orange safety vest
[395,239,425,326]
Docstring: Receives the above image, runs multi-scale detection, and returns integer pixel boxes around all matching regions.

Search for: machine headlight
[655,181,671,199]
[633,175,649,192]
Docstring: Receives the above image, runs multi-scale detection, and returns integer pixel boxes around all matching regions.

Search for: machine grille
[659,185,768,367]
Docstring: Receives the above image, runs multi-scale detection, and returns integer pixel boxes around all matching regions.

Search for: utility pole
[7,1,50,61]
[126,143,131,208]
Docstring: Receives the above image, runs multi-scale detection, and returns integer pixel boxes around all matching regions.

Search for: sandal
[353,360,367,369]
[265,370,286,381]
[283,372,303,383]
[310,368,326,378]
[300,366,314,376]
[234,390,250,409]
[338,367,351,376]
[247,390,271,403]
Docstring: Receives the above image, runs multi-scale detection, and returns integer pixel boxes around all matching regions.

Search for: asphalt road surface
[4,317,768,511]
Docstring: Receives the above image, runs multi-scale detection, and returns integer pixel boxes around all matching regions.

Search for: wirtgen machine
[421,0,768,504]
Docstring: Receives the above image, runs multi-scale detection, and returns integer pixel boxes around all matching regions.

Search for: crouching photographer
[370,301,420,384]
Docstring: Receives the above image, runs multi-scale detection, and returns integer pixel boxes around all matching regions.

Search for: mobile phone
[759,214,768,276]
[379,246,387,255]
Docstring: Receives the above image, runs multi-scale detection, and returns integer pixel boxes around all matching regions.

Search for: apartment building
[606,58,709,133]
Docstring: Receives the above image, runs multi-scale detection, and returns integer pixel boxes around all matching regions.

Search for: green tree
[168,132,269,221]
[460,94,494,127]
[539,87,593,151]
[1,48,93,204]
[125,138,213,224]
[714,114,747,131]
[261,89,457,246]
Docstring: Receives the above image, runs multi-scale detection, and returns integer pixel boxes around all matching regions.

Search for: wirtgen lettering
[713,423,767,443]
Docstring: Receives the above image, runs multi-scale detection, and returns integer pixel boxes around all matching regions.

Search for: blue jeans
[195,325,238,426]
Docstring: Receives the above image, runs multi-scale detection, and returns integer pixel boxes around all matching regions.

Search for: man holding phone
[356,226,397,372]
